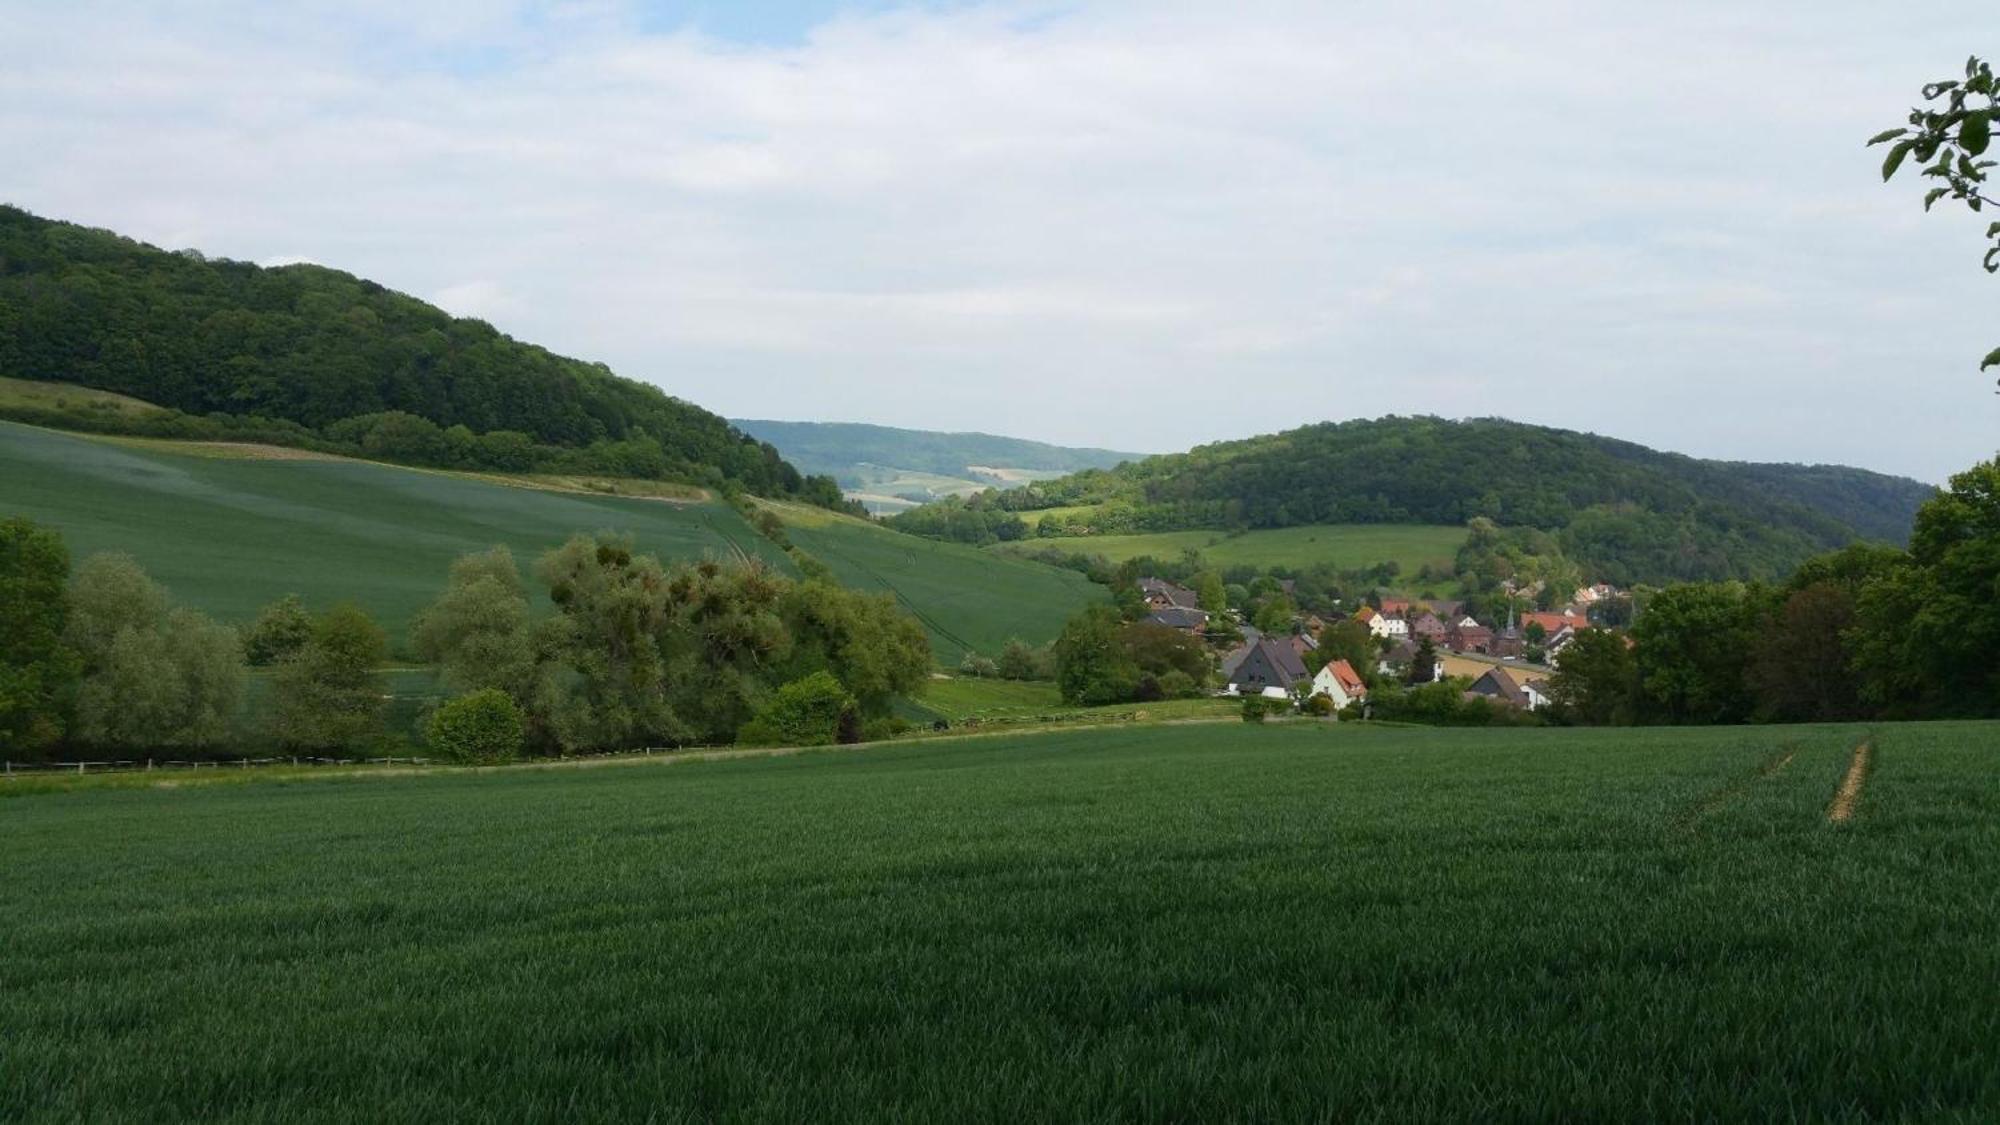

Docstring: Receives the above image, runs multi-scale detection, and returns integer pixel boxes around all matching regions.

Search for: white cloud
[0,0,1994,481]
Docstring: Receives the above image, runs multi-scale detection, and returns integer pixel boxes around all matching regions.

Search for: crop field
[0,423,1097,660]
[759,499,1104,664]
[996,522,1466,577]
[0,421,790,641]
[4,720,1994,1120]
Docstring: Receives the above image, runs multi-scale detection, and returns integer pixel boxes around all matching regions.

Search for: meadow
[758,498,1105,664]
[996,522,1466,577]
[0,422,1096,658]
[3,720,1994,1121]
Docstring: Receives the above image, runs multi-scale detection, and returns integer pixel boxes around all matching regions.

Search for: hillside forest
[0,206,849,507]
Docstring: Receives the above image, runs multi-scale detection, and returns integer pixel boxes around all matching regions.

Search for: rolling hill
[0,421,1098,660]
[733,419,1142,514]
[891,416,1938,585]
[0,205,831,501]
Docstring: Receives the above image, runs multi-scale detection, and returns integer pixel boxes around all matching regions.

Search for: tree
[1631,583,1762,724]
[1524,620,1547,646]
[65,552,166,666]
[1252,595,1297,634]
[1053,605,1140,706]
[0,517,79,754]
[272,605,389,751]
[1852,458,2000,716]
[410,547,536,701]
[738,672,856,747]
[1748,583,1863,723]
[1545,629,1638,726]
[1870,55,2000,384]
[427,689,525,764]
[242,594,314,666]
[66,554,244,750]
[996,638,1050,681]
[1194,570,1228,613]
[1315,619,1375,681]
[1405,636,1438,685]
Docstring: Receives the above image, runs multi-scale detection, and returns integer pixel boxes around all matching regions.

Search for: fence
[1,755,433,778]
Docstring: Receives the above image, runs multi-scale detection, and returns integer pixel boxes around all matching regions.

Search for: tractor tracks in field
[1673,742,1801,831]
[1825,739,1873,825]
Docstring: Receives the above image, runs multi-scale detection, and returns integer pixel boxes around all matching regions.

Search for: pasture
[0,422,1095,659]
[758,498,1105,664]
[996,522,1466,577]
[4,720,1994,1121]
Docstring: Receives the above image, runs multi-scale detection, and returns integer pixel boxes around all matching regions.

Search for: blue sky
[1,1,1996,483]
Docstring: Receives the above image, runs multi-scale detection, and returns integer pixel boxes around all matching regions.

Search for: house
[1491,626,1526,659]
[1521,610,1578,639]
[1379,598,1414,617]
[1446,619,1494,655]
[1357,607,1409,640]
[1311,659,1369,711]
[1227,637,1310,699]
[1411,612,1448,644]
[1288,632,1319,662]
[1139,577,1201,611]
[1466,666,1550,711]
[1145,606,1209,635]
[1424,599,1466,620]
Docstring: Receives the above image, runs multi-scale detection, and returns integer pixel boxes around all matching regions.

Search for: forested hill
[0,205,827,500]
[891,416,1937,585]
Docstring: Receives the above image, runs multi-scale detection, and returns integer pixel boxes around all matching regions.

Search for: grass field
[757,498,1105,664]
[3,720,1994,1120]
[0,422,1096,660]
[0,375,165,417]
[996,523,1466,577]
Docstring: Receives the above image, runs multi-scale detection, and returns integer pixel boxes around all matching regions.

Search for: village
[1137,576,1630,716]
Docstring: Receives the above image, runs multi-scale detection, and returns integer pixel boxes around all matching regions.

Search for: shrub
[426,689,525,764]
[738,672,857,747]
[1301,692,1335,717]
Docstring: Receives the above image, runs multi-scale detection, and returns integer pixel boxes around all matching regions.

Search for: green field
[996,523,1466,576]
[759,499,1105,664]
[4,720,1994,1120]
[0,422,1094,660]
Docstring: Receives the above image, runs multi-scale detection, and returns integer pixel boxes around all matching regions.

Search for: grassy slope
[757,498,1105,664]
[3,721,1995,1120]
[996,523,1466,573]
[0,421,792,641]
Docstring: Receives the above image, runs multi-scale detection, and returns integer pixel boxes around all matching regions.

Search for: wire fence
[0,744,703,780]
[1,755,434,778]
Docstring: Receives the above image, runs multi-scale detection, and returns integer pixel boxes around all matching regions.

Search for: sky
[2,1,1995,482]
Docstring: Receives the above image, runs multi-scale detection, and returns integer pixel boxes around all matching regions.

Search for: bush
[1301,692,1335,717]
[426,689,525,764]
[738,671,857,747]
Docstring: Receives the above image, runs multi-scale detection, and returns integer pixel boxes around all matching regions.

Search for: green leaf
[1925,187,1949,210]
[1982,347,2000,371]
[1882,139,1914,180]
[1962,111,1992,156]
[1867,128,1908,146]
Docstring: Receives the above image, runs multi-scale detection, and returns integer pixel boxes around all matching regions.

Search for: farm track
[1827,739,1874,824]
[1673,742,1801,830]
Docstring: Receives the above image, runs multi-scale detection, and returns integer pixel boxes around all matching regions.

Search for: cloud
[0,0,1994,481]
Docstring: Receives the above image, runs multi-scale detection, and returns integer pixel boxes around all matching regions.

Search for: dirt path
[1827,739,1873,824]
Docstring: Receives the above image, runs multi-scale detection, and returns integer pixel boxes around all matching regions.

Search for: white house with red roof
[1311,659,1369,711]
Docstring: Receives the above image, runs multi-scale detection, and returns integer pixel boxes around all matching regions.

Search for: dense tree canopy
[0,517,79,754]
[892,416,1935,584]
[0,205,843,502]
[412,537,931,753]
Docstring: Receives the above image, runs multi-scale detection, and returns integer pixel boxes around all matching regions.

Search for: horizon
[3,2,1995,484]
